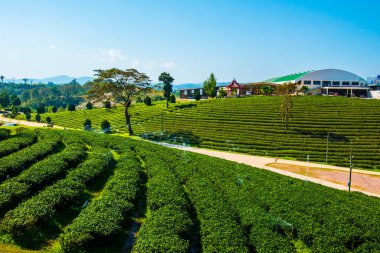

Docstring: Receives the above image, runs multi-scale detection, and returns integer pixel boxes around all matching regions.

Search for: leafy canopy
[89,68,151,105]
[203,73,217,98]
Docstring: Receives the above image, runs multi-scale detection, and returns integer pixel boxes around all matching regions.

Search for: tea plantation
[22,96,380,170]
[0,128,379,253]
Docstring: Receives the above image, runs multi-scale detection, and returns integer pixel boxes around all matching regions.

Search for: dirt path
[156,142,380,198]
[0,115,64,129]
[268,163,380,195]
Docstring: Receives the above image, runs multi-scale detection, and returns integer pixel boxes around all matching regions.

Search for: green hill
[19,96,380,170]
[0,128,379,253]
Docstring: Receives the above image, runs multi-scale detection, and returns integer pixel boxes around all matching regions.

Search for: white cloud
[131,59,157,70]
[48,44,57,49]
[98,48,125,62]
[161,61,175,70]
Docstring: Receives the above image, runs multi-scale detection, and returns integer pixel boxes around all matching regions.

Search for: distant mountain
[5,75,93,85]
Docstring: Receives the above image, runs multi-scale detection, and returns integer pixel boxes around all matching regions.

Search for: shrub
[52,106,58,113]
[37,105,45,114]
[101,120,111,133]
[153,95,165,101]
[86,102,93,110]
[136,97,143,103]
[144,96,152,106]
[84,119,91,131]
[25,113,31,121]
[35,114,41,122]
[170,94,176,103]
[67,104,76,111]
[195,90,201,100]
[218,89,227,98]
[104,100,111,109]
[46,116,52,124]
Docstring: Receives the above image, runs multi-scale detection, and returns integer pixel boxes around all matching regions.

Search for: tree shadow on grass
[293,129,349,142]
[142,130,201,146]
[174,103,197,109]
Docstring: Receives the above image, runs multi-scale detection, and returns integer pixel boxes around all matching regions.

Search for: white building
[265,69,369,97]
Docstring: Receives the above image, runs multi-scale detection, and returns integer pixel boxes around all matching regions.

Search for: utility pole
[348,146,353,192]
[325,132,329,163]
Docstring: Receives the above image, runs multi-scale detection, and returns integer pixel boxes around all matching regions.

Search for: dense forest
[0,79,91,117]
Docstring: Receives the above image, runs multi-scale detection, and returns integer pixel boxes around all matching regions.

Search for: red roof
[227,79,241,88]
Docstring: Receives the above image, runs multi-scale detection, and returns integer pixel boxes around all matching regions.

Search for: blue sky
[0,0,379,83]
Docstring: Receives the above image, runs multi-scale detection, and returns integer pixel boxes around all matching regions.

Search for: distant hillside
[172,82,230,91]
[5,75,93,85]
[18,96,380,170]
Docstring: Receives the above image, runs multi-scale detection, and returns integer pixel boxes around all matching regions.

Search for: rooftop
[264,71,311,83]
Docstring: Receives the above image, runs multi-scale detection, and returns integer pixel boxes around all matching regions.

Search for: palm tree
[0,76,5,84]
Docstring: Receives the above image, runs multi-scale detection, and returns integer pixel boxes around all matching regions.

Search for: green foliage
[89,68,151,135]
[218,89,227,98]
[0,131,61,180]
[0,129,10,140]
[260,85,274,95]
[136,96,143,103]
[0,143,86,212]
[159,72,174,108]
[0,130,378,252]
[1,151,109,236]
[132,147,192,253]
[45,116,51,123]
[23,96,380,169]
[12,96,21,107]
[83,119,91,130]
[0,130,37,158]
[37,104,46,114]
[0,91,10,108]
[86,102,93,110]
[195,90,201,100]
[203,73,217,98]
[101,120,111,133]
[35,114,41,122]
[300,85,309,94]
[25,113,31,121]
[170,94,176,103]
[60,154,140,252]
[143,96,152,106]
[104,100,111,108]
[52,106,58,113]
[67,104,76,111]
[278,83,294,131]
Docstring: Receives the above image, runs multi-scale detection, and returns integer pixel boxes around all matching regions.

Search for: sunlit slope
[0,128,379,253]
[25,96,380,169]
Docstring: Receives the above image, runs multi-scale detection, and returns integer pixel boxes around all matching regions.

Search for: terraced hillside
[0,128,379,253]
[20,96,380,169]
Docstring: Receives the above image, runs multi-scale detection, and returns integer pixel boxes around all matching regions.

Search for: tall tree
[277,83,294,131]
[0,75,5,84]
[22,78,28,85]
[260,86,274,96]
[203,73,217,98]
[89,68,151,135]
[158,72,174,108]
[0,92,10,108]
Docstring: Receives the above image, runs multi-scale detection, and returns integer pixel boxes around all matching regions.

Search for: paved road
[156,142,380,198]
